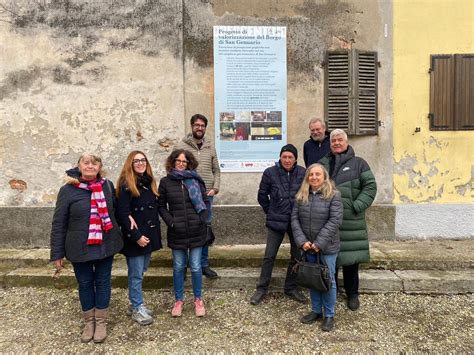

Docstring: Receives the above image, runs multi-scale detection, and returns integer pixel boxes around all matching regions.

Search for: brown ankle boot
[81,308,95,343]
[93,308,108,343]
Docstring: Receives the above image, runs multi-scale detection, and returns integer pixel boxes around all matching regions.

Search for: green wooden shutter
[325,49,378,135]
[454,54,474,130]
[429,55,455,130]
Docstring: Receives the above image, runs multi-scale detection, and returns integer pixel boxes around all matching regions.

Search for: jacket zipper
[287,171,291,200]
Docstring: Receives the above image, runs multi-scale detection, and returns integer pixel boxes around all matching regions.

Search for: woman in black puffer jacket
[291,163,343,332]
[158,149,208,318]
[116,150,162,326]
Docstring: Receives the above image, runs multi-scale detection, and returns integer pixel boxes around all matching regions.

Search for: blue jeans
[72,256,114,311]
[306,253,337,318]
[172,247,203,300]
[201,196,213,268]
[126,253,151,309]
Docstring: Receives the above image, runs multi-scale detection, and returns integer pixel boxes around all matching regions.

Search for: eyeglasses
[192,124,206,129]
[175,159,189,165]
[132,159,147,165]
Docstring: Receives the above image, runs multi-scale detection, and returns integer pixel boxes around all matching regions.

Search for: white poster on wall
[213,26,287,172]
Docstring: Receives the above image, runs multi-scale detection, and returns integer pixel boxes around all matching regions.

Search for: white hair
[330,129,348,141]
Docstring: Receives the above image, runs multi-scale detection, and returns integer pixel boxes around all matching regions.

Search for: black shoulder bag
[293,251,331,293]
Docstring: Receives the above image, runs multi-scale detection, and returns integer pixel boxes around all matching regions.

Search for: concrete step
[1,240,473,270]
[1,265,472,294]
[1,240,472,294]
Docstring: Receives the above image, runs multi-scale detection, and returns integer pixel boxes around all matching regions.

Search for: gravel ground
[0,287,472,353]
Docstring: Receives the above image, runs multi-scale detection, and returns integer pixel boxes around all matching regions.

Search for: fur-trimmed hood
[64,167,81,185]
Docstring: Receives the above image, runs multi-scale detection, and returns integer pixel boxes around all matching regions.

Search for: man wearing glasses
[177,114,221,278]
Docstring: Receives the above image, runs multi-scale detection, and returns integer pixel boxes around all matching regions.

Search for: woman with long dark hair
[116,150,161,326]
[158,149,208,317]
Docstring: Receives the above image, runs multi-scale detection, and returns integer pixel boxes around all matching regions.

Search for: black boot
[348,295,360,311]
[202,266,218,279]
[300,312,323,324]
[321,317,334,332]
[250,290,266,305]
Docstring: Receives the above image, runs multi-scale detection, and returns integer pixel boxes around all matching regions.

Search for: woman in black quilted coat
[158,149,208,318]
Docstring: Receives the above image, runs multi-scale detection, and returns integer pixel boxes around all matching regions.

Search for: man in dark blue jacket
[250,144,307,305]
[303,118,330,167]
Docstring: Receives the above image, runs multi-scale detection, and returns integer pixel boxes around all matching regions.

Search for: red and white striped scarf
[75,178,113,245]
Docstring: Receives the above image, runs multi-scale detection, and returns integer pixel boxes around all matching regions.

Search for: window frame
[324,49,379,136]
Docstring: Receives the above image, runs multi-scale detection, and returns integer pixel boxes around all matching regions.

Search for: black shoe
[250,290,266,305]
[284,289,307,303]
[202,266,218,279]
[300,312,323,324]
[321,317,334,332]
[347,295,360,311]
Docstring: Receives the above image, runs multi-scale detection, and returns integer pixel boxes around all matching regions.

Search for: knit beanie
[280,144,298,160]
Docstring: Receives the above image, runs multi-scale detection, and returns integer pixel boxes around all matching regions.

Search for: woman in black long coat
[116,150,161,326]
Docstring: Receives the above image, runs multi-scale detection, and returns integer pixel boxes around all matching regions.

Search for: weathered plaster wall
[182,0,393,205]
[393,0,474,204]
[1,0,392,208]
[0,0,184,206]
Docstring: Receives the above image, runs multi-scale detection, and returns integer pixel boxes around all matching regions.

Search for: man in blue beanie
[250,144,307,305]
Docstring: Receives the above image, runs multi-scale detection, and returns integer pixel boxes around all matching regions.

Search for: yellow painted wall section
[393,0,474,203]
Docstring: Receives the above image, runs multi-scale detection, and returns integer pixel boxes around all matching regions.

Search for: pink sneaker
[171,300,184,317]
[194,298,205,317]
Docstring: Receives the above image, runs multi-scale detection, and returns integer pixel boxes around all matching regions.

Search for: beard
[311,134,324,142]
[192,130,204,140]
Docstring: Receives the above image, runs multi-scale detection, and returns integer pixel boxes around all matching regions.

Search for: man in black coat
[250,144,307,305]
[303,118,331,167]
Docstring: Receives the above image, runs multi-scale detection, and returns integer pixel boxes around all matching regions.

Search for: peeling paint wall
[183,0,393,204]
[0,0,392,207]
[0,0,184,206]
[393,0,474,204]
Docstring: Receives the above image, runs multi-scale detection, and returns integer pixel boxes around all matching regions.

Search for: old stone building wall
[0,0,393,207]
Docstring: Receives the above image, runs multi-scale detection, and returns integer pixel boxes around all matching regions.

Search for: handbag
[293,251,331,293]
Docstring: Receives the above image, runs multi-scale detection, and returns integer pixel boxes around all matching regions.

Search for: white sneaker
[127,304,153,316]
[132,305,153,326]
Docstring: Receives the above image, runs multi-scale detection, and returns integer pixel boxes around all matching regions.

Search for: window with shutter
[325,49,378,136]
[429,54,474,131]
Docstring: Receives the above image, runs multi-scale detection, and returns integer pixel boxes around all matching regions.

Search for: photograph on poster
[251,111,266,122]
[219,112,235,122]
[234,122,250,140]
[235,111,251,122]
[220,122,235,141]
[265,111,282,122]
